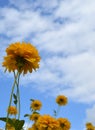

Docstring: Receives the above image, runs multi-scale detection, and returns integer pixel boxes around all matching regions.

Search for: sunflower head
[57,118,71,130]
[6,123,15,130]
[7,106,17,115]
[2,42,41,74]
[29,113,40,122]
[86,122,94,130]
[36,114,60,130]
[30,100,42,111]
[56,95,68,106]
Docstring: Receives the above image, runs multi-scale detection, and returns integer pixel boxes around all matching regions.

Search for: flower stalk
[5,71,21,130]
[14,71,21,119]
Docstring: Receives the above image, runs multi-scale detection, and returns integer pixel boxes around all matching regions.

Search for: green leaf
[0,118,25,130]
[14,100,18,105]
[54,110,56,113]
[30,99,34,101]
[0,117,14,126]
[24,114,30,117]
[13,93,17,100]
[33,112,39,114]
[13,93,18,105]
[54,110,57,116]
[14,120,25,130]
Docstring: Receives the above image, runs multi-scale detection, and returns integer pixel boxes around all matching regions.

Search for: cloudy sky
[0,0,95,129]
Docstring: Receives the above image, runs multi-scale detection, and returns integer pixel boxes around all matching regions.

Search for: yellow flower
[56,95,68,106]
[6,123,15,130]
[36,114,59,130]
[2,42,41,74]
[86,122,94,130]
[57,118,71,130]
[29,113,40,121]
[28,128,33,130]
[7,106,17,115]
[30,100,42,111]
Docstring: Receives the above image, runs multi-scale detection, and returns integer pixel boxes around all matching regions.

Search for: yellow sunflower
[2,42,41,74]
[30,100,42,111]
[6,123,15,130]
[7,106,17,115]
[86,122,94,130]
[29,113,40,122]
[57,118,71,130]
[36,114,59,130]
[56,95,68,106]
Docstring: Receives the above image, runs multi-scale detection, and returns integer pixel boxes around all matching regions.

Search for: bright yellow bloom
[86,122,94,130]
[6,123,15,130]
[56,95,68,106]
[7,106,17,115]
[36,114,60,130]
[57,118,71,130]
[2,42,40,74]
[30,100,42,111]
[29,113,40,121]
[28,128,33,130]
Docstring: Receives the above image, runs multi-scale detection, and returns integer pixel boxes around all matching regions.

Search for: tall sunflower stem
[5,71,17,130]
[54,105,60,118]
[14,72,21,120]
[17,73,20,119]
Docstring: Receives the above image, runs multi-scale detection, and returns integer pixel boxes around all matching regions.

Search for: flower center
[16,56,26,69]
[34,104,39,107]
[60,123,65,128]
[59,99,64,102]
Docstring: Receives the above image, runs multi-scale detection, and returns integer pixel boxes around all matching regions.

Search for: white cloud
[0,7,51,38]
[21,51,95,103]
[23,122,32,130]
[86,105,95,125]
[1,0,95,103]
[9,0,59,11]
[61,52,95,102]
[55,0,95,19]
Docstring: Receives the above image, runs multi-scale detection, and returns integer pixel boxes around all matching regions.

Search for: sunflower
[29,113,40,122]
[7,106,17,115]
[30,100,42,111]
[86,122,94,130]
[36,114,59,130]
[57,118,71,130]
[56,95,68,106]
[2,42,41,74]
[6,123,15,130]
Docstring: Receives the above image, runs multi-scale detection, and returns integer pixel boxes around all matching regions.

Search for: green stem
[14,72,21,119]
[17,73,20,119]
[54,105,60,118]
[5,71,17,130]
[14,72,18,119]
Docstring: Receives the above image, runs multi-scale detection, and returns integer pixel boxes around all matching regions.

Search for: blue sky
[0,0,95,129]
